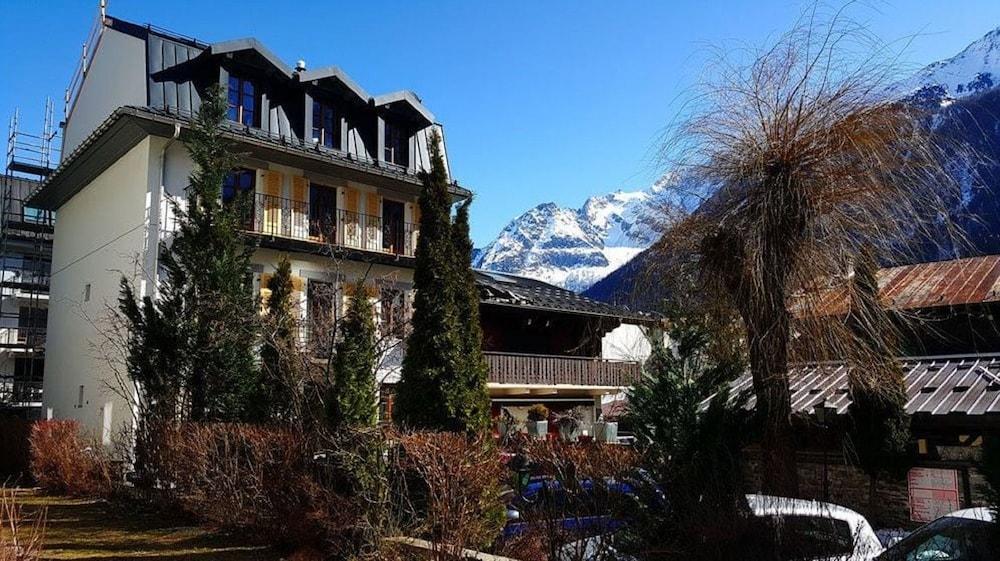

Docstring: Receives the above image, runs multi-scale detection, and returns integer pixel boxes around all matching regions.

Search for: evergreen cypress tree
[119,83,261,423]
[393,132,463,430]
[260,256,298,421]
[447,198,491,433]
[328,279,378,427]
[846,248,911,495]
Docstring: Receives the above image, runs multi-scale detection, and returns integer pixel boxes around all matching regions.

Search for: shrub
[0,488,45,561]
[29,420,115,497]
[0,415,32,483]
[155,423,326,545]
[393,431,506,554]
[526,404,549,423]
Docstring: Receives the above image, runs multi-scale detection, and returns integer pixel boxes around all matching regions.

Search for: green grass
[5,489,287,561]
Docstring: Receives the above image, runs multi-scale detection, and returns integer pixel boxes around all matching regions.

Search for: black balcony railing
[240,193,417,257]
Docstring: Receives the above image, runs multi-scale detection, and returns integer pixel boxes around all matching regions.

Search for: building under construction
[0,102,57,418]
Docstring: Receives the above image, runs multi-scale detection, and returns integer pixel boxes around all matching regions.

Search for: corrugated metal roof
[726,354,1000,417]
[804,255,1000,316]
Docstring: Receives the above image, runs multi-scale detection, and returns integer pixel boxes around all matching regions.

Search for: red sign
[908,467,961,523]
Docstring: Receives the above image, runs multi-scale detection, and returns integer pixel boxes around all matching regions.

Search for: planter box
[526,420,548,439]
[558,424,582,442]
[593,421,618,443]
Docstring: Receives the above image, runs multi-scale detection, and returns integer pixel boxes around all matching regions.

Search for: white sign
[908,467,961,523]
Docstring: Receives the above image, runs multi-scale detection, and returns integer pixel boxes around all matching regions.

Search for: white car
[559,494,883,561]
[748,494,885,561]
[877,507,996,561]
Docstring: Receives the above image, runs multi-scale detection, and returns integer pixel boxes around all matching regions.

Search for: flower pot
[498,418,517,439]
[593,421,618,443]
[558,423,581,442]
[526,420,548,439]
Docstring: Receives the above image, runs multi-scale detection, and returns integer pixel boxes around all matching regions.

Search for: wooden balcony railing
[485,352,641,388]
[231,193,418,257]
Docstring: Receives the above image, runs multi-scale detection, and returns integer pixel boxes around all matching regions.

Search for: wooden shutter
[344,188,359,213]
[264,171,283,235]
[343,188,360,248]
[259,273,273,314]
[291,176,308,238]
[365,193,382,251]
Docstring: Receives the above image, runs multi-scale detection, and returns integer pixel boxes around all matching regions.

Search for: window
[76,385,85,408]
[770,515,854,559]
[309,184,336,240]
[378,286,408,338]
[383,121,409,167]
[227,74,257,126]
[223,169,256,202]
[224,170,256,228]
[312,101,340,149]
[83,283,91,302]
[307,280,336,356]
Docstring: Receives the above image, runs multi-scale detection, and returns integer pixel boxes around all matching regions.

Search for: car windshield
[881,517,997,561]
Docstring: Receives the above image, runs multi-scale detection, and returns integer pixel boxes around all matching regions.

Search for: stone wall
[743,448,990,530]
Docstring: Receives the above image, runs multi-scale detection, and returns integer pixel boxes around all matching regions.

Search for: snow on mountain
[473,178,671,292]
[889,27,1000,104]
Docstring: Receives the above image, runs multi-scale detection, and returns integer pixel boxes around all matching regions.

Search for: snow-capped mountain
[890,27,1000,104]
[586,25,1000,306]
[473,177,670,292]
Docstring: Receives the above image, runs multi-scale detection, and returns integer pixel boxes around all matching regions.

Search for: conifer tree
[393,132,463,431]
[260,256,298,421]
[119,83,261,423]
[328,279,378,427]
[447,198,491,433]
[846,248,911,494]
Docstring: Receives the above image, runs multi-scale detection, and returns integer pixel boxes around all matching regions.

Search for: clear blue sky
[3,1,1000,245]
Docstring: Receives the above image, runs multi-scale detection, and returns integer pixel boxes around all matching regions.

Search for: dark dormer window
[227,75,257,127]
[312,101,340,149]
[384,121,409,167]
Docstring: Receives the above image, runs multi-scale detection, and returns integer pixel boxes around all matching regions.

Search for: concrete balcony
[485,351,641,389]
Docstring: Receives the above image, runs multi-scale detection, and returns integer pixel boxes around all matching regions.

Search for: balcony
[239,193,418,257]
[485,352,641,388]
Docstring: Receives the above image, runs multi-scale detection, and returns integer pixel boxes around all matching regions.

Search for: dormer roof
[207,38,293,78]
[375,90,435,127]
[297,66,370,105]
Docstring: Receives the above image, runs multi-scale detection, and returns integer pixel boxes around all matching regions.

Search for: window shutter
[264,171,283,235]
[345,188,359,213]
[291,177,309,238]
[366,193,381,217]
[260,273,273,313]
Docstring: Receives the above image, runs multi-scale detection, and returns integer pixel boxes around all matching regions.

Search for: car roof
[944,507,995,522]
[746,494,868,523]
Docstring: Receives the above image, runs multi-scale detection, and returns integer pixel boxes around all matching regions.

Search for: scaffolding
[0,100,58,417]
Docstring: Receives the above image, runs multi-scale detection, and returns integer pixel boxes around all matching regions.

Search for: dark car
[877,508,997,561]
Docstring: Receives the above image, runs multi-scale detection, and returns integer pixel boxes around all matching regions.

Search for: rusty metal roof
[805,255,1000,317]
[726,354,1000,417]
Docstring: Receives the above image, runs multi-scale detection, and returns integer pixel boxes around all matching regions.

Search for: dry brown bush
[0,488,45,561]
[392,430,506,557]
[154,423,329,546]
[28,420,115,498]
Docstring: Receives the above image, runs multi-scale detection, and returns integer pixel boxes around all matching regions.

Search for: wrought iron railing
[484,352,641,388]
[237,193,417,257]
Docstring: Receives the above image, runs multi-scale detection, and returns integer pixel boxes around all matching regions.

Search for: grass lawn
[5,488,287,561]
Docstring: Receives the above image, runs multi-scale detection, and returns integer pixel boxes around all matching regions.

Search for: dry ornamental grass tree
[653,4,973,495]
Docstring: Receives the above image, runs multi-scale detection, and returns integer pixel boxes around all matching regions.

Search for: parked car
[747,494,885,561]
[876,507,996,561]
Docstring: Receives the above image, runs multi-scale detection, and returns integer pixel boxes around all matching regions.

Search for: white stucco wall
[43,139,152,440]
[62,27,148,156]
